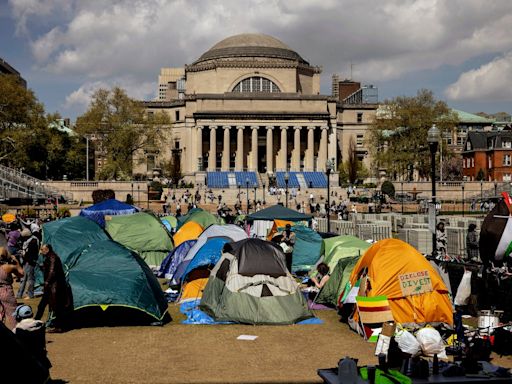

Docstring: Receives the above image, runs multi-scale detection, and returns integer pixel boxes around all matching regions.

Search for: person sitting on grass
[13,304,52,370]
[310,262,330,290]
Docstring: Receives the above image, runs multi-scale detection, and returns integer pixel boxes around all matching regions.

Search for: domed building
[141,33,378,188]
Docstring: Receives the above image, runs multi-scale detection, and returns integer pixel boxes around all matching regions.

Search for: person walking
[436,222,448,260]
[6,223,21,259]
[466,224,479,262]
[0,247,23,329]
[16,229,39,300]
[35,244,73,332]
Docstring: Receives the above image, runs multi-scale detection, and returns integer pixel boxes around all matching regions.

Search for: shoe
[47,327,64,333]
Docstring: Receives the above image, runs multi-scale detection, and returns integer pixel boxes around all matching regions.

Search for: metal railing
[0,164,72,201]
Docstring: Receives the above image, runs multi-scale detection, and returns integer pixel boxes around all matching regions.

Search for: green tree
[75,87,170,180]
[338,136,370,184]
[368,89,458,180]
[381,180,395,198]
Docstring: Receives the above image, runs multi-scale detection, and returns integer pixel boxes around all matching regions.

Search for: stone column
[208,126,217,171]
[292,126,301,171]
[251,126,258,171]
[266,126,274,173]
[235,126,244,171]
[222,125,230,171]
[196,126,203,171]
[318,126,328,171]
[306,126,315,171]
[279,126,288,171]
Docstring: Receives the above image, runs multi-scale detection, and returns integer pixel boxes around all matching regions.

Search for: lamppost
[147,181,151,210]
[494,180,498,196]
[427,124,440,259]
[245,177,250,213]
[401,181,404,215]
[238,183,241,205]
[262,183,266,205]
[253,186,257,204]
[85,135,89,181]
[461,181,465,217]
[131,182,134,202]
[326,159,334,233]
[284,171,289,208]
[480,179,483,200]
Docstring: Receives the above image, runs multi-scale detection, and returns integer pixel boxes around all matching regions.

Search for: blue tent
[158,240,196,279]
[177,238,230,283]
[80,199,139,227]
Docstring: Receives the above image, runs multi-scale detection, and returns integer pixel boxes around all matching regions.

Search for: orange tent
[173,221,203,248]
[266,219,294,241]
[349,238,453,326]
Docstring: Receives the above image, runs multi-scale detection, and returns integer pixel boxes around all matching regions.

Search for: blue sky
[2,0,512,121]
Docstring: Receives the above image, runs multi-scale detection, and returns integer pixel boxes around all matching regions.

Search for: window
[463,158,466,168]
[457,136,465,145]
[504,154,511,166]
[357,112,363,123]
[167,81,177,90]
[503,141,512,149]
[356,134,364,147]
[232,77,281,93]
[175,110,180,121]
[147,155,155,172]
[504,174,512,182]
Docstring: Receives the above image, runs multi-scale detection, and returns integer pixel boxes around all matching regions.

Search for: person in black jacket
[35,244,73,332]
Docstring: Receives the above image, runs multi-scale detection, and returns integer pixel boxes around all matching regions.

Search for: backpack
[493,327,512,356]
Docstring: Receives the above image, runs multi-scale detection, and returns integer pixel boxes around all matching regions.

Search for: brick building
[463,129,512,181]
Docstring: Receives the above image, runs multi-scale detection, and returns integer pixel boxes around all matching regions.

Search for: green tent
[322,235,370,272]
[315,256,359,306]
[105,212,174,268]
[272,225,323,272]
[200,239,314,324]
[314,236,370,306]
[247,204,312,221]
[160,215,178,230]
[42,217,168,323]
[177,208,220,229]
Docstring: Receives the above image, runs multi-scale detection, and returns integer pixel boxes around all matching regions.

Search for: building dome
[193,33,308,65]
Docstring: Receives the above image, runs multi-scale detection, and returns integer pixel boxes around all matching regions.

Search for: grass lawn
[18,291,512,384]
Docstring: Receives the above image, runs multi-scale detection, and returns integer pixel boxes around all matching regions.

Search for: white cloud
[445,52,512,101]
[7,0,512,115]
[63,78,156,109]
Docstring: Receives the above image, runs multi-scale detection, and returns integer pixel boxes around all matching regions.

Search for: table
[318,368,512,384]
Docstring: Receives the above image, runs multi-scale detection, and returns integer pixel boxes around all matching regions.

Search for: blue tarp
[176,238,230,283]
[158,240,196,279]
[180,299,323,325]
[80,199,138,227]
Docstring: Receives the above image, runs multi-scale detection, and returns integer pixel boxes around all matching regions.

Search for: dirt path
[45,304,375,384]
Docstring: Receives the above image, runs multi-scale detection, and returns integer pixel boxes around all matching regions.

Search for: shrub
[381,180,395,198]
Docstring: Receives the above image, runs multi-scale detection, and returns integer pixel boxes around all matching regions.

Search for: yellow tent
[266,219,294,241]
[349,238,453,326]
[173,221,203,248]
[180,278,209,302]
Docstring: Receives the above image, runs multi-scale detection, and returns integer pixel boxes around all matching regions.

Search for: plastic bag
[395,329,421,356]
[454,270,472,306]
[416,327,446,358]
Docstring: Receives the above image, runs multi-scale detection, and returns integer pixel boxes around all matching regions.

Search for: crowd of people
[0,215,76,379]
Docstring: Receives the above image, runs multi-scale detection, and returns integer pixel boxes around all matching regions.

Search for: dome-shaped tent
[200,238,314,325]
[79,199,138,227]
[42,217,169,325]
[348,238,453,326]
